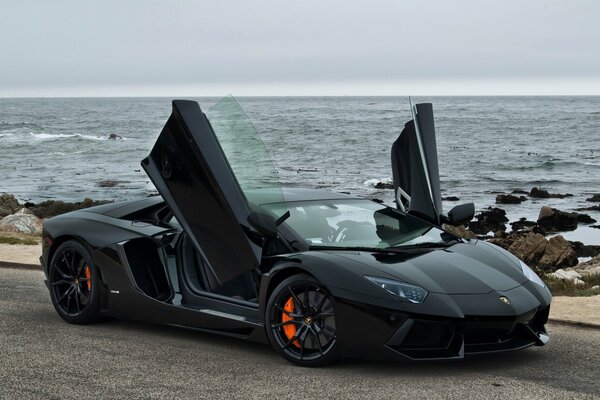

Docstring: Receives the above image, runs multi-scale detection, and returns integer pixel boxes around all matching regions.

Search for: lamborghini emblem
[499,296,511,305]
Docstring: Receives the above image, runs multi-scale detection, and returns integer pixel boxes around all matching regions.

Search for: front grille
[398,320,453,349]
[387,308,545,359]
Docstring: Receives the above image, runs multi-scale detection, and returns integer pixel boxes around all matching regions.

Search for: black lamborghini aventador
[41,97,551,366]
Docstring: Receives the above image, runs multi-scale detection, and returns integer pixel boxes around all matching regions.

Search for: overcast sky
[1,0,599,96]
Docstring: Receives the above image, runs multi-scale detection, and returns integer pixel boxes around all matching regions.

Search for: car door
[142,99,278,285]
[391,102,443,225]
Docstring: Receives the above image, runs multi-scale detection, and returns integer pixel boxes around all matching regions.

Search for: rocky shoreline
[2,187,599,294]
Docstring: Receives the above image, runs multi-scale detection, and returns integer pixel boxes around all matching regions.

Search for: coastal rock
[576,213,596,224]
[373,181,394,189]
[468,207,508,234]
[510,218,537,232]
[442,196,460,201]
[573,254,600,276]
[442,224,477,239]
[538,235,578,270]
[537,206,578,232]
[0,193,21,217]
[365,178,393,190]
[547,268,585,285]
[108,133,123,140]
[496,194,526,204]
[529,187,573,199]
[96,180,122,188]
[487,232,577,271]
[0,208,43,234]
[586,194,600,202]
[576,205,600,212]
[496,232,547,265]
[30,198,111,219]
[569,241,600,258]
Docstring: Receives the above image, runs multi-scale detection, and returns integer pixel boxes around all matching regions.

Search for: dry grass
[543,273,600,297]
[0,233,40,246]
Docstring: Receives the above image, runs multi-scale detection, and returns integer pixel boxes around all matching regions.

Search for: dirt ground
[0,243,41,266]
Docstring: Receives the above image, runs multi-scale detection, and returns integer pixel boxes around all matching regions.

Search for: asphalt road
[1,267,599,400]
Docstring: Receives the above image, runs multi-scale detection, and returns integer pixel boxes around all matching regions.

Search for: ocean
[1,96,599,244]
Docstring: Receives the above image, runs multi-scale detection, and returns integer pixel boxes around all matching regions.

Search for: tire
[48,240,101,325]
[265,273,337,367]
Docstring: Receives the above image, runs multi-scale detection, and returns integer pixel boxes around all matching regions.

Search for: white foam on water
[364,177,393,187]
[27,132,125,141]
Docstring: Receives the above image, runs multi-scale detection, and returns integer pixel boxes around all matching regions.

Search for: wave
[364,178,392,187]
[28,132,125,141]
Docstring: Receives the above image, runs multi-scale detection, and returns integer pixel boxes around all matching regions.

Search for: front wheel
[265,274,337,367]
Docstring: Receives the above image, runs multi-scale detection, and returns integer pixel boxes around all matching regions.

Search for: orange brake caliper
[84,265,92,290]
[282,297,300,348]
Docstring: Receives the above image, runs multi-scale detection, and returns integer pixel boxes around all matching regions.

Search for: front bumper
[385,305,550,360]
[332,282,551,361]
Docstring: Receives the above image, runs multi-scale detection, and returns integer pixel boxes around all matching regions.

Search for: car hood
[325,240,528,295]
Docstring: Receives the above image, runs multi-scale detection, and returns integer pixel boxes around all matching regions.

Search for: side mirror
[247,209,278,238]
[445,203,475,226]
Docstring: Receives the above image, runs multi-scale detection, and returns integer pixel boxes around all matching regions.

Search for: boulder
[573,254,600,276]
[510,218,538,232]
[487,232,577,271]
[468,207,508,234]
[529,187,573,199]
[569,241,600,258]
[442,224,477,239]
[0,208,43,234]
[30,198,112,219]
[96,180,122,188]
[586,194,600,202]
[538,235,578,270]
[537,206,578,232]
[504,232,548,266]
[547,268,585,285]
[576,205,600,212]
[0,193,21,218]
[496,194,526,204]
[373,181,394,189]
[576,213,596,224]
[442,196,460,201]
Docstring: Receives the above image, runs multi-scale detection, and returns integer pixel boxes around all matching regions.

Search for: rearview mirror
[446,203,475,226]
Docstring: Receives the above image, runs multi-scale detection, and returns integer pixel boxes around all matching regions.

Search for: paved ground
[1,267,599,400]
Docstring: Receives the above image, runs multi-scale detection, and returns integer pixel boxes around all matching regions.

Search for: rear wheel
[48,240,101,324]
[265,274,337,367]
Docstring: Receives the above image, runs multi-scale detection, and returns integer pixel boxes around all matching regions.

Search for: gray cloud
[1,0,599,95]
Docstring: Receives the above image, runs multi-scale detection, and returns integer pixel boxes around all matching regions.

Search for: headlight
[519,260,545,288]
[364,276,428,303]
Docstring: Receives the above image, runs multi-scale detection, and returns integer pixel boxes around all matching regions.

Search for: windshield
[264,199,449,249]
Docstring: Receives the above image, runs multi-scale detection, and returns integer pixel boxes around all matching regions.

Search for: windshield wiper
[310,241,458,253]
[309,245,413,254]
[390,240,458,249]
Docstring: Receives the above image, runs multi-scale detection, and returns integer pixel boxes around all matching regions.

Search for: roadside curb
[0,261,42,270]
[548,318,600,330]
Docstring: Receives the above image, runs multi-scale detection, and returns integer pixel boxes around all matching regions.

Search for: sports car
[41,97,551,366]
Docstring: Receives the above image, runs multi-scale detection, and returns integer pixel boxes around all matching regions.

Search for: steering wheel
[330,225,350,243]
